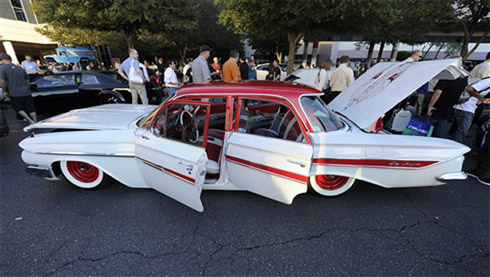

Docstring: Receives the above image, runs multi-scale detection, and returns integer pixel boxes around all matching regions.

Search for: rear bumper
[437,172,467,182]
[26,165,60,181]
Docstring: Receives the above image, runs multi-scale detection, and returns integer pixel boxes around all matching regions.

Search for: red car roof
[176,80,321,100]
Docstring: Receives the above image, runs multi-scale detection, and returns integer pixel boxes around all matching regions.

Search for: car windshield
[136,106,161,129]
[301,96,343,132]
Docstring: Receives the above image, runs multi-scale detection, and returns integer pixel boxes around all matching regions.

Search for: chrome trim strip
[135,156,194,184]
[437,172,467,181]
[37,151,134,157]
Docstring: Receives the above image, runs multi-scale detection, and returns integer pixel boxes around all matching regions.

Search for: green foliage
[217,0,344,73]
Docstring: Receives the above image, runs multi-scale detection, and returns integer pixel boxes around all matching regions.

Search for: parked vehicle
[19,59,470,212]
[43,46,96,66]
[29,71,163,114]
[255,63,287,80]
[284,68,322,89]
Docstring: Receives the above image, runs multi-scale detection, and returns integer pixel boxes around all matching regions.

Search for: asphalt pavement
[1,104,489,276]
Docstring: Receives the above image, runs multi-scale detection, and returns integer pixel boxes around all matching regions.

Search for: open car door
[225,98,313,204]
[135,101,211,212]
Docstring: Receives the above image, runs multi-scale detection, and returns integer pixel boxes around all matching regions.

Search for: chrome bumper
[26,165,60,180]
[437,172,467,182]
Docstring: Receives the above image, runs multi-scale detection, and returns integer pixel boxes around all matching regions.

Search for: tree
[32,0,196,50]
[445,0,489,60]
[217,0,343,73]
[346,0,450,67]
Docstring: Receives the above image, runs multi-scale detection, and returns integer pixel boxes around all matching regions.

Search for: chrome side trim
[36,151,134,157]
[437,172,467,181]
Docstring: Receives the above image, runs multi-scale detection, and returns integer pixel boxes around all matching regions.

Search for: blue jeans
[167,87,177,96]
[428,115,452,138]
[452,109,474,144]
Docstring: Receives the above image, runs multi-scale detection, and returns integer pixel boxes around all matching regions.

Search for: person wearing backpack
[118,49,148,104]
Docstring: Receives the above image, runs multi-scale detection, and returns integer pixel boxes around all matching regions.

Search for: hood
[24,104,157,132]
[327,58,468,129]
[285,68,322,89]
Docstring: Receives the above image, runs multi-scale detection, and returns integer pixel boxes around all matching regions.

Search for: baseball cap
[199,45,211,52]
[0,54,12,61]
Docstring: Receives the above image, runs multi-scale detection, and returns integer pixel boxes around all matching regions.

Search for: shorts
[10,95,36,114]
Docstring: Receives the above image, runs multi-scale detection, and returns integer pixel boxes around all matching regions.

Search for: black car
[29,71,163,114]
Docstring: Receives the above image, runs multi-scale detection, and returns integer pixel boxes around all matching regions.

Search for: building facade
[0,0,57,64]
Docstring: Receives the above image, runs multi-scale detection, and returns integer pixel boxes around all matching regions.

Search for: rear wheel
[60,161,105,189]
[310,174,357,197]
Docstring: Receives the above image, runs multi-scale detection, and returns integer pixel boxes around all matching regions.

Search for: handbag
[128,60,144,84]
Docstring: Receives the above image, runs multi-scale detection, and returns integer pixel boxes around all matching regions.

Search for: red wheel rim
[315,175,349,191]
[66,161,100,183]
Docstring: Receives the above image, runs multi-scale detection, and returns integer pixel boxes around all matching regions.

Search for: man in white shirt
[470,52,490,79]
[453,77,490,144]
[164,61,179,96]
[329,55,354,103]
[21,55,40,74]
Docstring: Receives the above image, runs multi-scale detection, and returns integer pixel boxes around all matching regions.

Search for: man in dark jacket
[0,54,36,125]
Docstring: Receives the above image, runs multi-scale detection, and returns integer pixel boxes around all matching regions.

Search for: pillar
[2,41,19,64]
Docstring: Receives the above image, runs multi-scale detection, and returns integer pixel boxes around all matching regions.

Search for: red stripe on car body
[312,158,437,168]
[226,155,308,183]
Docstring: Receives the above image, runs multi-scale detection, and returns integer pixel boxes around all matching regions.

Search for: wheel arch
[98,89,125,103]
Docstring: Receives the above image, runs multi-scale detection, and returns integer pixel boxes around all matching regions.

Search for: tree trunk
[178,45,188,64]
[286,31,303,74]
[390,42,399,61]
[463,29,490,60]
[366,41,375,69]
[124,31,134,50]
[376,41,385,63]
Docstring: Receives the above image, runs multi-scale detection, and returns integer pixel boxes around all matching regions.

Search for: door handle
[287,159,306,168]
[140,135,150,140]
[178,161,194,171]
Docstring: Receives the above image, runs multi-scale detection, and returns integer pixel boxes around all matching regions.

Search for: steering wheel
[179,105,199,144]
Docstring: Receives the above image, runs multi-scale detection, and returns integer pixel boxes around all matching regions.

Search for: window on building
[11,0,27,22]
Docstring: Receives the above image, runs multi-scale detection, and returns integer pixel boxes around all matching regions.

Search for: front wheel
[100,94,123,104]
[310,175,357,197]
[60,161,106,189]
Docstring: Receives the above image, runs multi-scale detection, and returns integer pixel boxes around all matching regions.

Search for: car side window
[35,75,76,88]
[153,103,208,147]
[81,74,101,85]
[237,99,305,143]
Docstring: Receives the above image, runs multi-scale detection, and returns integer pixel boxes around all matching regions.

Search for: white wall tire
[60,161,105,189]
[310,175,357,197]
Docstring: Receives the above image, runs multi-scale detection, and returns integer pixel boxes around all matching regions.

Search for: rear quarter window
[301,96,343,132]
